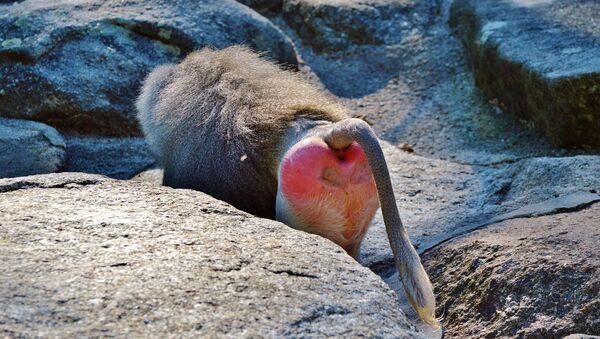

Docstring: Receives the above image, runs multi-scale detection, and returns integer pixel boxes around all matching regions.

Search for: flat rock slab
[282,0,438,53]
[0,173,424,338]
[423,202,600,338]
[450,0,600,147]
[0,118,65,178]
[0,0,295,136]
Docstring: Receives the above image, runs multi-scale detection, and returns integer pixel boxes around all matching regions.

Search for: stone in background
[0,117,65,178]
[0,0,296,136]
[283,0,438,53]
[450,0,600,147]
[65,136,154,180]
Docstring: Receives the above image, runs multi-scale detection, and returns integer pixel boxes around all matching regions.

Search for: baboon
[137,46,437,326]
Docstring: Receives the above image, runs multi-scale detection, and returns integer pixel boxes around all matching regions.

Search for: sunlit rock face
[0,173,426,338]
[282,0,438,53]
[510,0,554,8]
[450,0,600,147]
[423,203,600,338]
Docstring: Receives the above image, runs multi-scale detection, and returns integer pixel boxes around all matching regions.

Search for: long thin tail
[323,118,439,327]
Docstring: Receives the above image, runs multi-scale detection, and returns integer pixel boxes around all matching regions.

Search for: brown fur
[136,46,347,218]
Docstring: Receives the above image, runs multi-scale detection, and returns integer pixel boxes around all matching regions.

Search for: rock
[129,167,163,184]
[237,0,282,13]
[423,203,600,338]
[65,136,155,180]
[449,0,600,147]
[0,173,425,338]
[0,118,65,178]
[360,143,600,269]
[282,0,438,53]
[0,0,296,136]
[479,156,600,215]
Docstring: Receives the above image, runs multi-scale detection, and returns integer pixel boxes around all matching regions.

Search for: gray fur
[136,46,346,218]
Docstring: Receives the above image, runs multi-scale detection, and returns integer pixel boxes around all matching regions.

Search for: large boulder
[0,173,424,338]
[423,203,600,338]
[282,0,438,53]
[449,0,600,147]
[0,117,65,178]
[0,0,296,136]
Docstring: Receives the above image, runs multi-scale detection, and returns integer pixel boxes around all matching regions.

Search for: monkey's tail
[324,118,440,328]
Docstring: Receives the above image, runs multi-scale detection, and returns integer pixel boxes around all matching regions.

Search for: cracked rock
[282,0,439,53]
[423,202,600,338]
[0,173,424,338]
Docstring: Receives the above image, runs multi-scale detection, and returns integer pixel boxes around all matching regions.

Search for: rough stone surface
[65,136,155,180]
[0,0,296,136]
[282,0,439,53]
[0,173,425,338]
[0,117,66,178]
[449,0,600,147]
[129,167,163,184]
[423,203,600,338]
[360,143,600,270]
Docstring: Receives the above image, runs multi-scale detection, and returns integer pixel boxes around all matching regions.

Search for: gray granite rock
[0,0,296,136]
[449,0,600,147]
[0,173,425,338]
[563,335,600,339]
[282,0,438,53]
[479,155,600,215]
[0,118,65,178]
[361,143,600,270]
[129,167,163,184]
[65,136,155,180]
[423,202,600,338]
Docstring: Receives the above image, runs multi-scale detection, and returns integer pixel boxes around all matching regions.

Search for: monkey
[136,46,438,326]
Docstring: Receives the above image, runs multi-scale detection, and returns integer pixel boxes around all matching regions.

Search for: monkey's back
[137,46,347,218]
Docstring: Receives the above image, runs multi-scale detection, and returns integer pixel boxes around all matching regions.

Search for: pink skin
[279,137,380,257]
